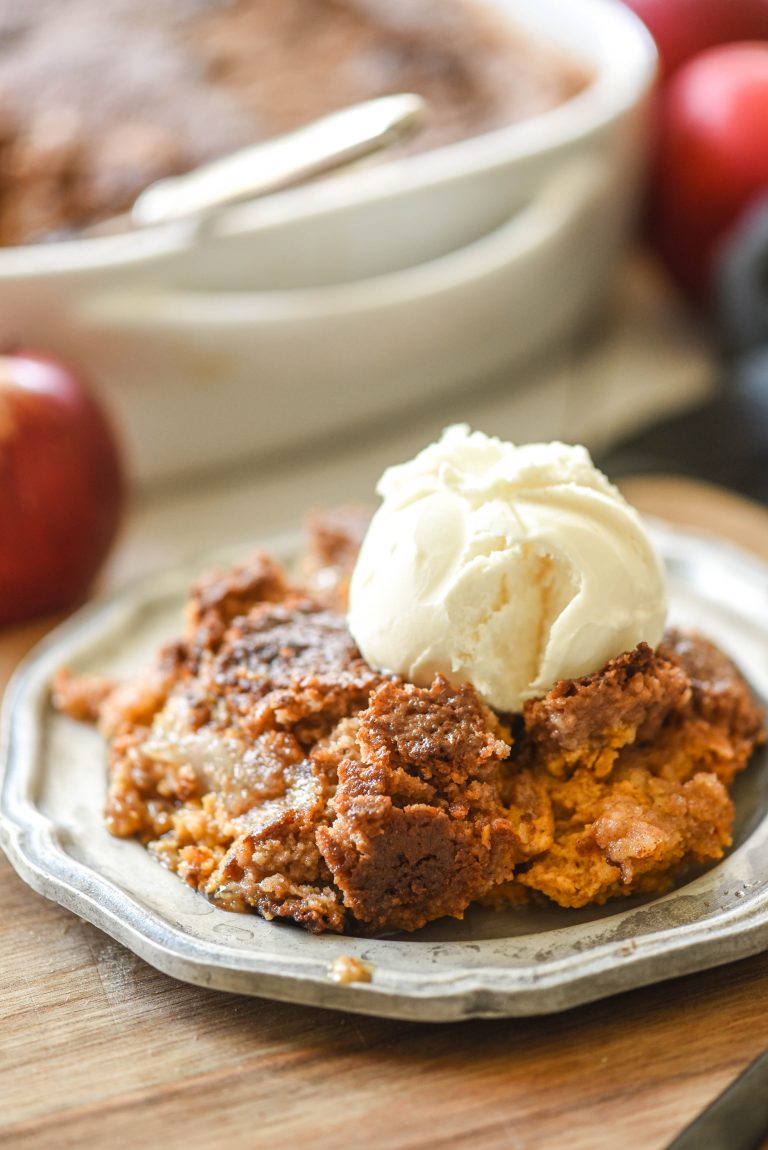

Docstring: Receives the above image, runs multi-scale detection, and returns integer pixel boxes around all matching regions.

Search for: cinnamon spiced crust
[317,677,523,931]
[54,532,765,933]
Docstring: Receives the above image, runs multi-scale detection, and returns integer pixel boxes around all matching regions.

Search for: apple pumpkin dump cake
[54,430,765,935]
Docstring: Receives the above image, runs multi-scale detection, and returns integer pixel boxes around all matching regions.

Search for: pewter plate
[2,523,768,1022]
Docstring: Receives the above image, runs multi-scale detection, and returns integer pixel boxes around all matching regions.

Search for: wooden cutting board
[2,476,768,1150]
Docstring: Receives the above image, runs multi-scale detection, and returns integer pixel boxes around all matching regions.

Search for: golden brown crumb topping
[54,522,765,933]
[317,677,523,931]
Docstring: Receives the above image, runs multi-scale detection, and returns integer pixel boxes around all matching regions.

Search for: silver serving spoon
[113,93,426,231]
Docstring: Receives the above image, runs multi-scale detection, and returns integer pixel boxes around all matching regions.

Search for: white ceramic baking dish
[0,0,656,485]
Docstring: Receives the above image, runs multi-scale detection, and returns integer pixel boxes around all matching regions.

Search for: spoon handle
[131,93,426,228]
[665,1048,768,1150]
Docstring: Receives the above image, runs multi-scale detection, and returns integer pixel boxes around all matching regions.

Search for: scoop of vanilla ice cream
[347,426,667,713]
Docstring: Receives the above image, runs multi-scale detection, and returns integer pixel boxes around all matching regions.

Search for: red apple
[650,42,768,301]
[0,352,125,626]
[622,0,768,79]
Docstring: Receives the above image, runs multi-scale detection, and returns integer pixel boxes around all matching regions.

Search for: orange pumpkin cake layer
[53,513,765,934]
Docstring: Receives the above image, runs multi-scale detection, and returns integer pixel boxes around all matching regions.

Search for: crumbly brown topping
[514,629,765,908]
[300,506,372,612]
[317,677,523,931]
[54,534,765,932]
[52,668,116,724]
[186,552,290,655]
[521,643,692,777]
[200,602,386,745]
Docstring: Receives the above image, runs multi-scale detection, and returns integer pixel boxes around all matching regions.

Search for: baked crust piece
[316,677,528,932]
[186,551,291,656]
[520,643,692,779]
[300,506,372,611]
[57,550,528,933]
[515,631,765,908]
[53,534,765,933]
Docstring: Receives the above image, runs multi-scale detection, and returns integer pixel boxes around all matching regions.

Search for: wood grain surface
[3,476,768,1150]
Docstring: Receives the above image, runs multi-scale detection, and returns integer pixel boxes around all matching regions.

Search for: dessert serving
[0,0,589,245]
[54,429,765,935]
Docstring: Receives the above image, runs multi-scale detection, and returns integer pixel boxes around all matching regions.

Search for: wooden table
[3,477,768,1150]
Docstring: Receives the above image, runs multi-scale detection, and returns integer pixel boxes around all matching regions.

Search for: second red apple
[651,42,768,301]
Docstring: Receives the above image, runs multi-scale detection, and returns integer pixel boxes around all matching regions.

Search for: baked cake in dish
[0,0,589,245]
